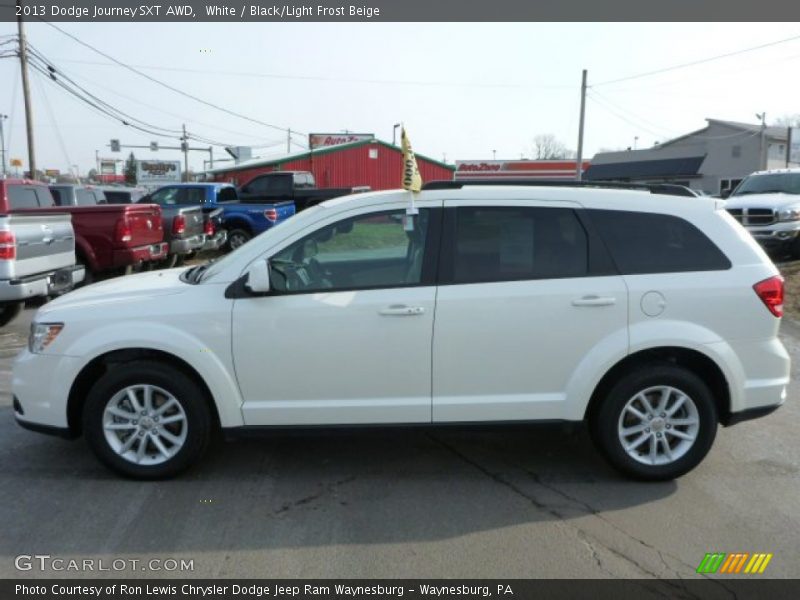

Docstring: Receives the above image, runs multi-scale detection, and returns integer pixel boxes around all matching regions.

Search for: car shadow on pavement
[0,409,677,556]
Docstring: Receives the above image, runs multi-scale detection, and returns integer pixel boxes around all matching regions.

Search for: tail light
[204,218,215,236]
[172,214,186,235]
[264,208,278,222]
[0,231,16,260]
[753,276,784,317]
[115,218,132,243]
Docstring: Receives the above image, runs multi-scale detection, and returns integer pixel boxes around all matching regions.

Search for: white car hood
[725,193,800,210]
[38,267,190,316]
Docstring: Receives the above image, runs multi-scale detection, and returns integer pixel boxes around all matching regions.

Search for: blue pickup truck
[139,183,295,250]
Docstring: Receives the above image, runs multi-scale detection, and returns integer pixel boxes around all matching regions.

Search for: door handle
[572,295,616,307]
[379,305,425,316]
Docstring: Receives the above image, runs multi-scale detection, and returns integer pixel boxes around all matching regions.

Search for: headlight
[778,206,800,222]
[29,322,64,353]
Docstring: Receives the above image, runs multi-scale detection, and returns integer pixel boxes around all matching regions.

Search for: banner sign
[455,160,590,180]
[309,133,374,150]
[136,160,182,184]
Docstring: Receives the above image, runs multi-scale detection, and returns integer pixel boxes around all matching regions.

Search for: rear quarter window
[587,209,731,274]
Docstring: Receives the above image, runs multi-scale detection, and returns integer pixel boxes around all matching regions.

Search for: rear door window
[587,210,731,274]
[183,188,206,205]
[7,186,41,209]
[218,187,238,202]
[448,206,589,284]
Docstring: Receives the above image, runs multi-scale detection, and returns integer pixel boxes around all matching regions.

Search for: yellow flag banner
[401,127,423,193]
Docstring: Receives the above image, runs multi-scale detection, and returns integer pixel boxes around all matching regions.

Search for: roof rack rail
[422,179,698,197]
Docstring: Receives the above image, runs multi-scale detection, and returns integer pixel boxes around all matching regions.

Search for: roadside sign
[44,169,60,177]
[100,159,116,175]
[9,158,22,167]
[136,160,181,184]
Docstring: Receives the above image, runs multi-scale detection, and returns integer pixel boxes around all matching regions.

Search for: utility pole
[756,112,766,170]
[575,69,587,181]
[17,1,36,179]
[287,128,291,153]
[0,114,7,177]
[182,123,189,182]
[208,146,213,170]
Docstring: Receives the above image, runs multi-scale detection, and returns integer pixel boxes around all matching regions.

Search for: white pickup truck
[724,168,800,258]
[0,213,84,326]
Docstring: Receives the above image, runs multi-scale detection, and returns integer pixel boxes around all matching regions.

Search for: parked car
[723,168,800,257]
[12,184,789,480]
[100,186,148,205]
[50,184,107,207]
[140,183,289,251]
[238,170,369,211]
[0,212,84,326]
[0,179,168,284]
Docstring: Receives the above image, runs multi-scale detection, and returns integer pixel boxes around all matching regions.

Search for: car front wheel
[83,361,212,479]
[590,364,718,481]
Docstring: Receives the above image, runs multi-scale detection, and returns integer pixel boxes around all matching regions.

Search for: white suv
[12,185,790,480]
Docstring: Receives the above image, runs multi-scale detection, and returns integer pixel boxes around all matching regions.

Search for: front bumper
[745,222,800,249]
[0,265,85,301]
[13,350,83,431]
[202,230,228,251]
[112,242,169,268]
[170,234,206,255]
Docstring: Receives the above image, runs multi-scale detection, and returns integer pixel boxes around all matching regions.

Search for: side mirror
[245,260,271,293]
[721,189,732,199]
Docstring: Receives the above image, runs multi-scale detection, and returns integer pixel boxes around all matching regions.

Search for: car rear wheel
[590,364,718,481]
[227,228,251,251]
[0,301,24,327]
[83,361,212,479]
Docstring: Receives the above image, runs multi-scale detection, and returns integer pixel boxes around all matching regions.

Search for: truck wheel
[0,302,24,327]
[227,229,251,251]
[83,360,212,479]
[589,364,717,481]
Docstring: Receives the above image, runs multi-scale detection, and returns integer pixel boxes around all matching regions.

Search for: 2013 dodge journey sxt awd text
[12,185,790,480]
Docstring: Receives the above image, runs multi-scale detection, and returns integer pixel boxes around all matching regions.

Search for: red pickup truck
[0,180,167,282]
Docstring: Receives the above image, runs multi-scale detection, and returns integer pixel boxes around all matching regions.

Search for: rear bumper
[0,265,85,301]
[170,234,205,255]
[202,230,227,251]
[113,242,168,268]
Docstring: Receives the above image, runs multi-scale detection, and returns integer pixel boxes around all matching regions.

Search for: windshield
[732,173,800,196]
[197,204,325,282]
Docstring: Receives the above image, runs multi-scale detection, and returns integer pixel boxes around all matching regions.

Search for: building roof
[657,118,789,148]
[585,155,706,181]
[205,138,454,174]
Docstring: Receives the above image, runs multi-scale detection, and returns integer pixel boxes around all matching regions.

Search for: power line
[37,19,306,136]
[593,33,800,86]
[588,88,680,137]
[586,92,667,140]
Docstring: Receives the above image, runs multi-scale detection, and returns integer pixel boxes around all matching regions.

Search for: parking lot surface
[1,305,799,581]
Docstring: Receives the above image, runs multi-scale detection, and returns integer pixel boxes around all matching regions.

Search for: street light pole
[0,114,7,177]
[392,123,401,146]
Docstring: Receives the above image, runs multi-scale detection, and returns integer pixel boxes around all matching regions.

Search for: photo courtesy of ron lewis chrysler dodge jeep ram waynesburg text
[12,185,790,480]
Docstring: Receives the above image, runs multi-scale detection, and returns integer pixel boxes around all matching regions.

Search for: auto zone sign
[308,133,374,149]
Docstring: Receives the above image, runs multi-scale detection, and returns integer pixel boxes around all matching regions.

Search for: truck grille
[726,208,776,226]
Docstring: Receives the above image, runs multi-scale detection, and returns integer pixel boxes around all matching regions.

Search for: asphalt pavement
[1,305,798,584]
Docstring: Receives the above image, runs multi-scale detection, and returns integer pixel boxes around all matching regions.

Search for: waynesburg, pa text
[16,583,513,597]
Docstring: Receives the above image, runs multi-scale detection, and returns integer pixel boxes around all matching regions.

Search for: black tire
[226,228,252,251]
[77,258,94,287]
[83,360,212,479]
[590,363,718,481]
[0,301,24,327]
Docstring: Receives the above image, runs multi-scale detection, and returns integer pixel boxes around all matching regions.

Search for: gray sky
[1,22,800,176]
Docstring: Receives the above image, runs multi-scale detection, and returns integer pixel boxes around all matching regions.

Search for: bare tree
[773,114,800,128]
[532,134,576,159]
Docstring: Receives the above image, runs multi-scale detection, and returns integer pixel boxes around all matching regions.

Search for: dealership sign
[136,160,181,184]
[309,132,374,150]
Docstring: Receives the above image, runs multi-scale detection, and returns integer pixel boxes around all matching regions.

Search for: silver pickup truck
[0,213,84,326]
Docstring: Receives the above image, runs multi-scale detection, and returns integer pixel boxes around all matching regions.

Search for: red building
[207,138,454,190]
